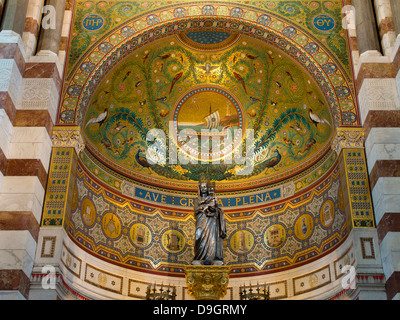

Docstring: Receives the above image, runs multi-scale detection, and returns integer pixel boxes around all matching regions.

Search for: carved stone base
[185,265,229,300]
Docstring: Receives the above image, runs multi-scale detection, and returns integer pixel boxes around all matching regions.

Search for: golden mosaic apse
[83,33,334,189]
[59,0,360,276]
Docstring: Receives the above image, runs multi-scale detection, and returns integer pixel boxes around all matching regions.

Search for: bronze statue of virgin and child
[192,179,227,265]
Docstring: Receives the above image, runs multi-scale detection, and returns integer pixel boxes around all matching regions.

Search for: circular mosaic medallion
[294,213,314,240]
[102,212,121,239]
[161,229,185,253]
[320,199,335,228]
[81,198,96,227]
[82,14,105,31]
[312,14,335,32]
[172,86,244,161]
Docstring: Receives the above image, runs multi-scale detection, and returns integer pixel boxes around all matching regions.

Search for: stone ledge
[22,64,62,93]
[392,34,400,71]
[8,127,53,172]
[0,30,26,73]
[355,50,390,76]
[28,50,62,79]
[365,127,400,164]
[0,109,13,157]
[0,91,17,123]
[17,77,60,123]
[0,230,36,276]
[0,30,27,56]
[0,193,43,223]
[14,110,54,137]
[5,159,48,189]
[0,176,44,204]
[378,232,400,279]
[375,195,400,227]
[0,59,23,108]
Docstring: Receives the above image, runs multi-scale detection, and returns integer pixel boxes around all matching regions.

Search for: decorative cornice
[331,127,365,155]
[52,126,85,155]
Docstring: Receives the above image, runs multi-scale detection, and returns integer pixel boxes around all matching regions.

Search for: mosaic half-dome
[82,31,334,191]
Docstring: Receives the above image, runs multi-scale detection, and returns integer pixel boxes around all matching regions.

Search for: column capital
[36,0,67,55]
[332,127,365,155]
[52,126,85,155]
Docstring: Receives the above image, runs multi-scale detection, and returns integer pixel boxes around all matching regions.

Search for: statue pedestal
[185,265,230,300]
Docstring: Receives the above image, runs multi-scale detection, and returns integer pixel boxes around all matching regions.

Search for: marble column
[372,0,397,56]
[36,0,66,55]
[0,0,29,36]
[22,0,46,58]
[390,0,400,36]
[353,0,381,55]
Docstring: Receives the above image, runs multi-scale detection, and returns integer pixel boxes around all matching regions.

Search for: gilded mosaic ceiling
[59,0,358,276]
[82,32,334,188]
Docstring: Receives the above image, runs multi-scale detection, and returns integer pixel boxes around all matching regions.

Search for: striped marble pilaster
[365,125,400,299]
[0,3,32,299]
[342,1,359,70]
[0,0,63,299]
[355,3,400,298]
[0,33,25,123]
